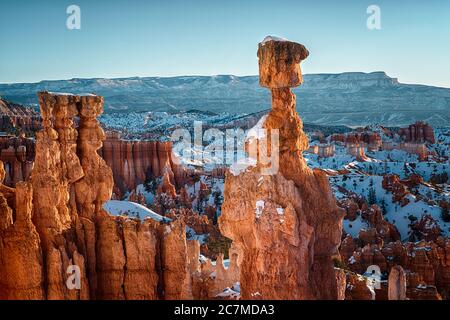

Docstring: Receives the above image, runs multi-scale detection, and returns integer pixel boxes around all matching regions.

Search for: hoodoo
[0,92,237,300]
[219,36,344,299]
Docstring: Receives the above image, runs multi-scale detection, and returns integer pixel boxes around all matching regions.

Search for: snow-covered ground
[104,200,170,222]
[100,111,251,140]
[304,125,450,241]
[328,174,450,239]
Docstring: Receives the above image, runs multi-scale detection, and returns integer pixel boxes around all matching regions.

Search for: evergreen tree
[441,206,450,223]
[367,187,377,205]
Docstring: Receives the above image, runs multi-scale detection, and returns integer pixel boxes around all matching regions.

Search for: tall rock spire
[219,36,344,299]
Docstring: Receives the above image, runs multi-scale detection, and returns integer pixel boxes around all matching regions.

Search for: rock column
[388,265,407,300]
[219,37,344,299]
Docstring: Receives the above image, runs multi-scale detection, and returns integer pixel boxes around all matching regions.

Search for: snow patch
[260,35,288,45]
[103,200,170,222]
[255,200,265,219]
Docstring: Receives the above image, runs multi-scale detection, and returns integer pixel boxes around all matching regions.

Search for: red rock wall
[0,92,223,300]
[398,121,435,144]
[0,137,35,186]
[0,98,41,133]
[100,134,190,194]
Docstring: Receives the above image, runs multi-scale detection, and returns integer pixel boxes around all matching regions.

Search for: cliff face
[100,134,188,195]
[399,121,435,144]
[0,136,35,186]
[219,37,344,300]
[0,92,236,300]
[0,97,41,134]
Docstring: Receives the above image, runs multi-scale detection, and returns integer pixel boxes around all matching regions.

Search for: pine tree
[441,206,450,223]
[367,187,377,205]
[380,199,387,215]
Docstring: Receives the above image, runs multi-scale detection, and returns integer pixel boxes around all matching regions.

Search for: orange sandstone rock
[220,37,343,300]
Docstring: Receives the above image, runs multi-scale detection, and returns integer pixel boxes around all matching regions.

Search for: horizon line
[1,71,449,89]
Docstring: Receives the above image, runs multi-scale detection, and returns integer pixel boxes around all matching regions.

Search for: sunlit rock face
[0,92,238,300]
[219,37,344,300]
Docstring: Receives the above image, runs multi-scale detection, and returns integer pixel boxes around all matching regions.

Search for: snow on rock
[349,256,356,265]
[255,200,265,219]
[48,92,96,96]
[104,200,171,222]
[229,157,257,176]
[246,115,268,142]
[229,115,268,176]
[186,226,209,245]
[343,215,369,238]
[260,35,288,45]
[216,285,240,300]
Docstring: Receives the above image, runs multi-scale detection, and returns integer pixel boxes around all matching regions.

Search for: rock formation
[344,272,375,300]
[399,121,435,144]
[0,136,35,186]
[0,163,44,299]
[1,92,242,300]
[388,265,407,300]
[346,132,382,151]
[100,133,191,195]
[0,97,41,134]
[318,144,335,157]
[346,143,367,161]
[219,37,344,299]
[341,233,450,300]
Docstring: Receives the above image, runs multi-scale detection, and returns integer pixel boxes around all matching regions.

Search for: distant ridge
[1,72,449,127]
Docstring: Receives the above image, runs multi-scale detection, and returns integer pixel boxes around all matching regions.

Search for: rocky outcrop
[341,234,450,299]
[400,142,429,161]
[0,97,41,134]
[346,132,382,151]
[0,170,44,299]
[0,136,35,186]
[344,272,375,300]
[219,37,343,300]
[382,174,410,205]
[399,121,435,144]
[410,215,442,242]
[192,247,240,300]
[1,92,236,300]
[100,133,190,195]
[318,144,334,157]
[346,143,367,161]
[388,265,407,300]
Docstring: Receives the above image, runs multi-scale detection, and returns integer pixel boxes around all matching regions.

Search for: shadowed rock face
[0,136,35,187]
[0,97,41,134]
[398,121,436,144]
[219,38,344,300]
[99,134,188,196]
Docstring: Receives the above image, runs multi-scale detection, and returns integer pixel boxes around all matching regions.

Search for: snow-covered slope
[2,72,449,126]
[103,200,170,222]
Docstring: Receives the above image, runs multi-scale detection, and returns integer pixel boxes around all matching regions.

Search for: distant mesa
[1,71,449,127]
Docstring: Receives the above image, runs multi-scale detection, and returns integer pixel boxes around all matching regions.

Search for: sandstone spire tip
[257,36,309,88]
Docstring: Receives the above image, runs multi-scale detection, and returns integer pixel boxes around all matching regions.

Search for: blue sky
[0,0,449,87]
